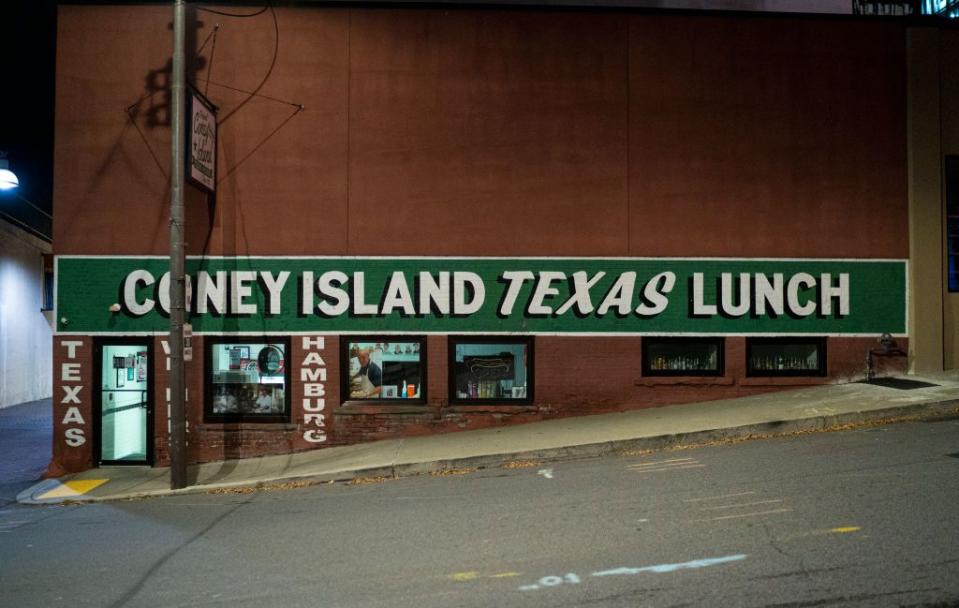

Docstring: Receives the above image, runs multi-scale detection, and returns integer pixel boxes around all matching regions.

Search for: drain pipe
[865,333,907,381]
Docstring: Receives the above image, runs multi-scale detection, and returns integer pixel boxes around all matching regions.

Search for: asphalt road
[0,399,51,508]
[2,416,959,608]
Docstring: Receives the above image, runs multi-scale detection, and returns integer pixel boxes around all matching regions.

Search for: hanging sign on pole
[186,86,217,193]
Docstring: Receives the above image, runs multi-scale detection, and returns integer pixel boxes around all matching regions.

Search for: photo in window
[450,338,532,403]
[344,339,425,401]
[206,340,289,421]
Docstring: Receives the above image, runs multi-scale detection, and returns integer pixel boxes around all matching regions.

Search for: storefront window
[449,337,533,404]
[205,338,290,422]
[747,338,826,377]
[642,338,724,376]
[342,338,426,402]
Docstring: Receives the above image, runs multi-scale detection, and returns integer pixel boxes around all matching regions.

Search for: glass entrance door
[97,342,152,465]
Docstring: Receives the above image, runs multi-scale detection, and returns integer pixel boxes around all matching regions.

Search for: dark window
[642,337,724,376]
[449,337,533,404]
[746,338,827,377]
[341,337,427,403]
[205,337,291,423]
[947,156,958,292]
[41,253,53,311]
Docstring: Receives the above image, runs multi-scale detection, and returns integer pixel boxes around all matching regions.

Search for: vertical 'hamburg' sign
[187,86,217,192]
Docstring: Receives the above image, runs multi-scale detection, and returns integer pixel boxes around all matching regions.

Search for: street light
[0,155,52,219]
[0,153,53,241]
[0,157,19,191]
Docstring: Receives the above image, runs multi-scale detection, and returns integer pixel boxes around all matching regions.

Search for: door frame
[93,337,155,466]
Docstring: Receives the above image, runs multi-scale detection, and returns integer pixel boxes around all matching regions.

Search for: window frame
[745,337,828,378]
[641,337,725,377]
[204,335,292,423]
[946,156,958,293]
[41,253,53,311]
[339,336,428,405]
[448,336,534,406]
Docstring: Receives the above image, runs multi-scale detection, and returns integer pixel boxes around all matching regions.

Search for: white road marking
[628,458,696,468]
[690,508,791,522]
[683,491,756,503]
[700,499,784,511]
[592,554,747,577]
[631,464,706,473]
[516,555,748,591]
[537,469,554,479]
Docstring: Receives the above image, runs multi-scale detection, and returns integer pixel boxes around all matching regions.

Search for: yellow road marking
[628,458,695,468]
[37,479,108,500]
[449,571,479,581]
[684,491,756,503]
[690,508,791,522]
[779,526,864,541]
[490,572,522,578]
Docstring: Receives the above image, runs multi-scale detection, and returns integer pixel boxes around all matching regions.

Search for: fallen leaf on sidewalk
[430,468,476,476]
[501,460,543,469]
[347,475,393,485]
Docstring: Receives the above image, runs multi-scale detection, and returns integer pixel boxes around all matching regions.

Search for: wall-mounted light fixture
[0,153,19,191]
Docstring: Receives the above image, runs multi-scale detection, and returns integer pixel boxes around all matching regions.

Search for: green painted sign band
[55,256,907,336]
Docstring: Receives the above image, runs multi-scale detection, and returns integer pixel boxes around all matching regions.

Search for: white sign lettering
[59,340,86,447]
[189,91,216,191]
[301,336,328,444]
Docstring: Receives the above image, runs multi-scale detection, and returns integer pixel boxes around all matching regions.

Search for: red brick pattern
[47,7,913,473]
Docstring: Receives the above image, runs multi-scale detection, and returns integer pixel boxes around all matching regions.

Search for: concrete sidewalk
[17,372,959,505]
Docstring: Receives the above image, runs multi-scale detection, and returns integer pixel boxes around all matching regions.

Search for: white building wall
[0,220,53,408]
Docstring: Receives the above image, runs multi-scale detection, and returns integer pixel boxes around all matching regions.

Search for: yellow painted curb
[37,479,109,500]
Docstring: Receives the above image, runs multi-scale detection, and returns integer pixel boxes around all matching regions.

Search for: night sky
[1,1,56,241]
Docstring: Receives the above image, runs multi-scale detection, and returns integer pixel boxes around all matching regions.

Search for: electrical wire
[203,25,220,96]
[217,105,304,184]
[217,3,279,126]
[195,24,217,57]
[0,208,52,242]
[126,106,168,179]
[206,80,301,108]
[197,5,268,18]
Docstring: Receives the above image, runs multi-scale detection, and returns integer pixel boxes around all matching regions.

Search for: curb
[386,397,959,477]
[18,397,959,505]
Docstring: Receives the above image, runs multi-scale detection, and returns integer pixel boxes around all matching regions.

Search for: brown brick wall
[47,6,914,473]
[53,7,907,259]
